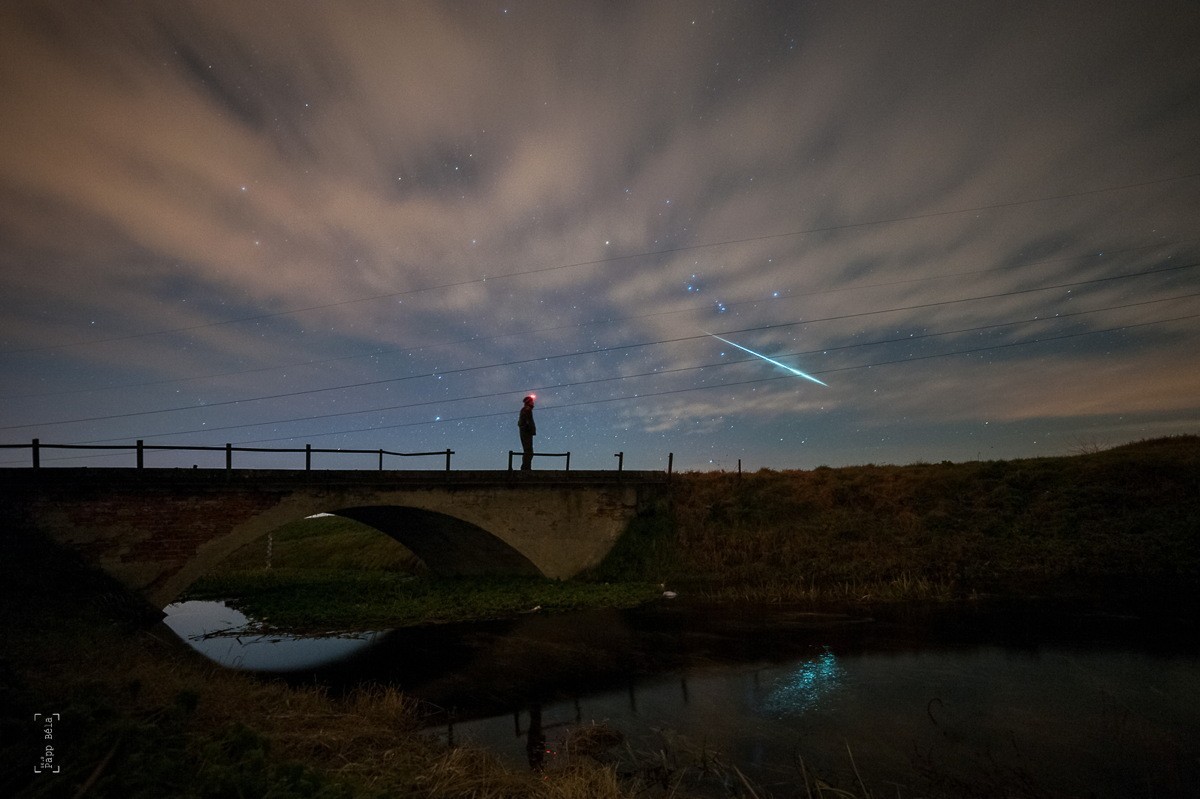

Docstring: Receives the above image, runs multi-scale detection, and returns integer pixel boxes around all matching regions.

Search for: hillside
[597,435,1200,606]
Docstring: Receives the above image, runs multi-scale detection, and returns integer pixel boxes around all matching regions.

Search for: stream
[163,599,1200,797]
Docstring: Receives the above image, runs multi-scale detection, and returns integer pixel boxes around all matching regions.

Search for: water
[162,600,380,671]
[163,600,1200,796]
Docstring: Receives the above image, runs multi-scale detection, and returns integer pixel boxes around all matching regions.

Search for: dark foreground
[3,436,1198,797]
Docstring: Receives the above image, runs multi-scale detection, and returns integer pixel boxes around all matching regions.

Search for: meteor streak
[706,332,829,387]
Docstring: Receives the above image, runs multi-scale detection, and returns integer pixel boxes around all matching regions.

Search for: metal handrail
[3,439,679,474]
[507,450,571,471]
[1,438,455,471]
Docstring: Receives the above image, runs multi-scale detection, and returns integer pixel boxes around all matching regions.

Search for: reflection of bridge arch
[0,469,668,607]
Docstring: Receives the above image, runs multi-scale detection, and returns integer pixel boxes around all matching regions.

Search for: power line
[11,308,1197,465]
[86,293,1200,442]
[2,259,1194,433]
[241,310,1200,444]
[5,172,1197,356]
[3,239,1184,401]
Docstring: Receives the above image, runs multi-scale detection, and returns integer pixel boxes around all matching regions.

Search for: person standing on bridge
[518,395,536,470]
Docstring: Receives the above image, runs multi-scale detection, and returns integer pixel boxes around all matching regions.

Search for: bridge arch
[163,495,544,606]
[0,469,668,608]
[332,506,541,577]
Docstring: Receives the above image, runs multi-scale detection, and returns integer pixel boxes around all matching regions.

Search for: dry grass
[414,747,632,799]
[600,436,1200,606]
[4,606,649,798]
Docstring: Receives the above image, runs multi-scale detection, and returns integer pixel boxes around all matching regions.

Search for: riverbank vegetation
[189,567,661,631]
[598,434,1199,609]
[4,436,1197,797]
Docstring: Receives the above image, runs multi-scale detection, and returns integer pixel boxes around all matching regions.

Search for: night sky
[2,1,1198,472]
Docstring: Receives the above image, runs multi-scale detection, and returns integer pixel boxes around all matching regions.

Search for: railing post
[565,452,571,471]
[378,449,384,471]
[137,440,144,469]
[32,438,40,469]
[225,443,232,470]
[508,451,515,471]
[444,448,452,471]
[668,452,674,478]
[614,451,624,471]
[306,444,312,471]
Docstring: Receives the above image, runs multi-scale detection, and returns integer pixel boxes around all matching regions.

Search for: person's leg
[521,433,534,470]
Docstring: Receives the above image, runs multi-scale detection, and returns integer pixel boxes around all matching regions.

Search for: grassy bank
[595,435,1200,607]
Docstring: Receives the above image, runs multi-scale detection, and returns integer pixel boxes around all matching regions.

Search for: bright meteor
[705,332,829,387]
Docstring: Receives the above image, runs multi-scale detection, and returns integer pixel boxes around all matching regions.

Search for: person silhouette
[518,395,536,470]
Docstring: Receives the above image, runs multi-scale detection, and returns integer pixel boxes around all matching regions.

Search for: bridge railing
[507,450,571,471]
[502,450,659,476]
[1,438,455,471]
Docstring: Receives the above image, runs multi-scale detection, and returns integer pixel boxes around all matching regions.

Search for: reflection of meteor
[705,332,829,387]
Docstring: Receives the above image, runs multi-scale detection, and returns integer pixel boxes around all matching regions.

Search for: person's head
[523,395,536,407]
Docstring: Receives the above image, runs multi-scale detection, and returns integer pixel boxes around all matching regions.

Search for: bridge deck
[0,467,670,490]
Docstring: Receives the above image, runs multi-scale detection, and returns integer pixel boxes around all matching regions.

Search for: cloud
[1,1,1197,465]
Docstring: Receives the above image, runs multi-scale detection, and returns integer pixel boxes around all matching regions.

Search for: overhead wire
[2,238,1186,402]
[77,291,1200,442]
[19,305,1194,465]
[2,259,1195,433]
[14,286,1196,461]
[246,310,1200,442]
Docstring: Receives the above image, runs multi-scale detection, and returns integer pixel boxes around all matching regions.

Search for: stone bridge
[0,469,670,608]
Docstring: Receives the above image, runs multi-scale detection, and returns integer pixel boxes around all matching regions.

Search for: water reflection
[444,645,1200,797]
[165,600,1200,797]
[162,600,379,671]
[759,648,843,717]
[523,705,547,771]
